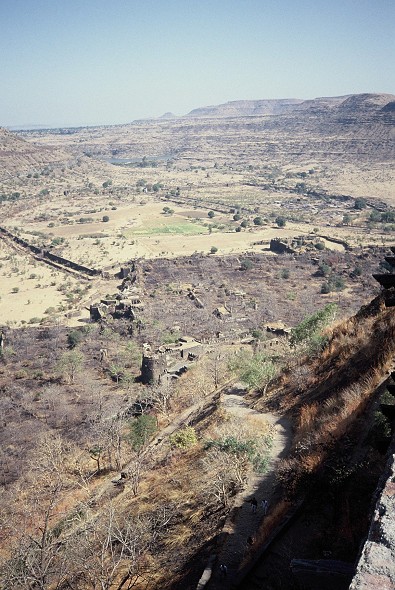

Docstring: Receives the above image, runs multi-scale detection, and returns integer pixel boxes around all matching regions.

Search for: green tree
[102,215,110,222]
[275,216,286,227]
[208,210,215,219]
[57,350,84,383]
[354,197,367,210]
[290,303,337,348]
[89,444,104,473]
[210,246,218,254]
[253,216,263,225]
[128,415,157,452]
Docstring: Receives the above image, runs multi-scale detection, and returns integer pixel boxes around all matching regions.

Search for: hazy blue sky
[1,0,394,127]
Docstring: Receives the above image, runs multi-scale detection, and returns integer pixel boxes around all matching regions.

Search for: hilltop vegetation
[0,282,394,589]
[0,92,394,588]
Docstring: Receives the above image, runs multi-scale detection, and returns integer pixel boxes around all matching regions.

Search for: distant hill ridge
[178,93,395,119]
[0,126,66,179]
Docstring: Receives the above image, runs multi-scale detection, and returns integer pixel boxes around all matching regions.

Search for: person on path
[247,535,254,547]
[219,564,228,577]
[261,499,268,515]
[249,496,258,514]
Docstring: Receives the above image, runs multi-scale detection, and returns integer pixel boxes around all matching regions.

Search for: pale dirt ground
[2,196,355,267]
[1,128,394,327]
[0,192,387,327]
[0,240,90,327]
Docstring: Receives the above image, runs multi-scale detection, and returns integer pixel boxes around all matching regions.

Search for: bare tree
[201,447,248,507]
[148,378,173,422]
[69,504,174,590]
[1,435,73,590]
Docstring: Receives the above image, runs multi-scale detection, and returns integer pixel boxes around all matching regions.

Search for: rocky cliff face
[184,93,395,119]
[350,437,395,589]
[185,98,304,118]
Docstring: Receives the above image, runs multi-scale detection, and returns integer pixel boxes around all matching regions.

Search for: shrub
[169,426,197,449]
[275,216,286,227]
[208,210,215,218]
[210,246,218,254]
[290,303,337,348]
[354,197,367,210]
[331,276,345,291]
[240,259,253,271]
[251,329,263,340]
[318,262,331,277]
[67,330,82,349]
[102,215,110,222]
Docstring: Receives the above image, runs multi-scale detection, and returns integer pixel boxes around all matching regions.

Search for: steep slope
[239,288,395,589]
[0,126,67,179]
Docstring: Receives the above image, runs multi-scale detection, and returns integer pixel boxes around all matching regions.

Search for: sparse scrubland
[1,286,394,589]
[0,93,394,588]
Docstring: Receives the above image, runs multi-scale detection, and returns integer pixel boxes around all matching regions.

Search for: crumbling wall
[0,226,100,276]
[140,352,167,384]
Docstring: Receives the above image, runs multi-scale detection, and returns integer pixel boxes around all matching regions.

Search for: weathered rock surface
[349,440,395,589]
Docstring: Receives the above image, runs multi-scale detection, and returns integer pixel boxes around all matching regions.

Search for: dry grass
[263,293,395,501]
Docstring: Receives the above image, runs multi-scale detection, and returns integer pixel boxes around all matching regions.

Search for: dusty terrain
[0,94,395,589]
[1,92,394,325]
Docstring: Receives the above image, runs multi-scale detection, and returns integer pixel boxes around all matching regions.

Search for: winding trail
[204,384,292,590]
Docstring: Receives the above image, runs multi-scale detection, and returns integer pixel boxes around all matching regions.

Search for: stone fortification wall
[350,437,395,589]
[0,226,100,277]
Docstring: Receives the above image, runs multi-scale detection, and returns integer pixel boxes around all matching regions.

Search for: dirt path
[205,385,292,589]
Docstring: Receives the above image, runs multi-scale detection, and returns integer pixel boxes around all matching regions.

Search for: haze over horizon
[1,0,394,128]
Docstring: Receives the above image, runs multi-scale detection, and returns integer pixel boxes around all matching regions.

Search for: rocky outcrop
[349,439,395,589]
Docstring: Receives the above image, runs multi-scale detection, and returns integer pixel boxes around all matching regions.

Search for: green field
[127,219,209,236]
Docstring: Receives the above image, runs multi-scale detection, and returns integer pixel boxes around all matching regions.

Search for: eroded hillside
[0,275,394,589]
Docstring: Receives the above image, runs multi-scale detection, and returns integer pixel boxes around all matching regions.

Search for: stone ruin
[90,261,144,322]
[269,235,326,254]
[140,337,203,384]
